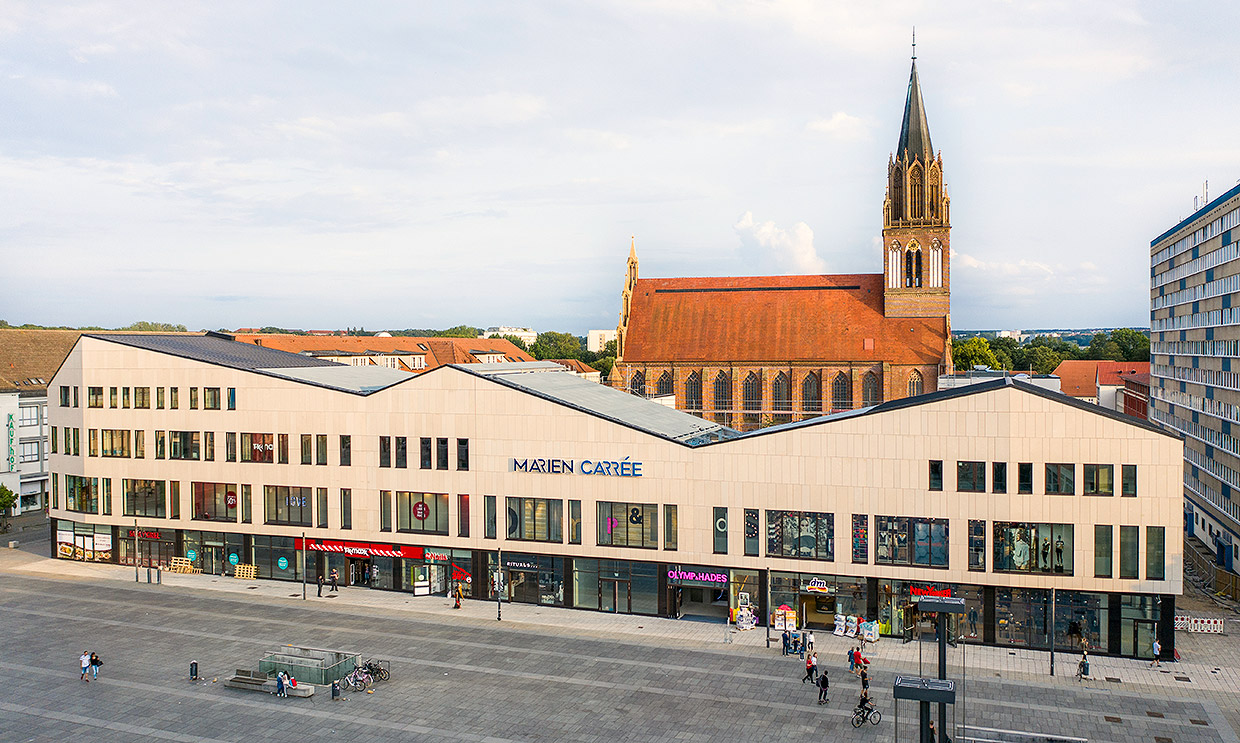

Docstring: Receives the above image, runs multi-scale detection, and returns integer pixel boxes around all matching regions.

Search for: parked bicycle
[339,666,373,691]
[851,704,881,728]
[361,658,391,682]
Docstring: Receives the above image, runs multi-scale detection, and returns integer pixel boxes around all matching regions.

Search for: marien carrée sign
[512,457,643,477]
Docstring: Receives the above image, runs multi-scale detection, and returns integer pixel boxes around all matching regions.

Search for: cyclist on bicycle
[856,689,875,715]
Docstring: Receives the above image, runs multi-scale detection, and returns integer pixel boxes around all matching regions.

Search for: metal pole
[1050,587,1056,676]
[301,531,307,600]
[134,518,140,582]
[765,567,772,648]
[938,615,947,742]
[961,633,967,740]
[496,546,502,621]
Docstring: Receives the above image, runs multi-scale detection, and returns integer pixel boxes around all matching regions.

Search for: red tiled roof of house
[621,273,947,364]
[1052,360,1150,398]
[231,334,533,372]
[1119,371,1150,387]
[1098,361,1149,387]
[0,329,84,394]
[547,358,597,374]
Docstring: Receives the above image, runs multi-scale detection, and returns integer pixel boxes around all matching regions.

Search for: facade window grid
[1152,407,1240,460]
[1152,339,1240,358]
[1152,386,1240,426]
[1151,239,1240,289]
[1184,474,1240,524]
[1151,271,1240,311]
[1150,304,1240,332]
[1150,203,1240,266]
[1184,445,1240,497]
[1153,363,1240,392]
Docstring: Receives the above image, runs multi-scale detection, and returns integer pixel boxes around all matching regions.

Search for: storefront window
[573,558,599,609]
[123,479,165,518]
[968,520,985,571]
[744,509,760,556]
[597,502,658,548]
[1094,525,1112,578]
[506,497,563,542]
[996,587,1049,649]
[55,520,112,562]
[766,510,834,560]
[568,500,580,544]
[252,535,300,581]
[876,516,947,567]
[713,507,728,554]
[852,514,868,563]
[992,522,1073,575]
[1056,591,1109,652]
[264,485,313,526]
[64,475,98,513]
[192,482,237,522]
[1121,595,1160,658]
[663,505,677,550]
[397,492,450,535]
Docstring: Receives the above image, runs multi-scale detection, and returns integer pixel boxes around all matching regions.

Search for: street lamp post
[301,531,307,600]
[1050,587,1057,676]
[496,546,503,621]
[133,518,140,582]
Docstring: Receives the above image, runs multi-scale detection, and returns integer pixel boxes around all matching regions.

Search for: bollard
[146,567,152,583]
[157,566,162,585]
[190,660,198,681]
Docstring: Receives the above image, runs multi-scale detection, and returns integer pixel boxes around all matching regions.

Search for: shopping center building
[48,333,1183,658]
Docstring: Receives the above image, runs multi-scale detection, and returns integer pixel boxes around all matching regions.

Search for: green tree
[438,325,481,338]
[500,334,530,353]
[1025,346,1062,375]
[1111,327,1150,362]
[530,331,583,360]
[591,356,615,377]
[953,337,999,370]
[0,484,16,532]
[1084,332,1123,361]
[121,321,189,332]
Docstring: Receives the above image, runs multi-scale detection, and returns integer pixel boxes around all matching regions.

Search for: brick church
[611,56,953,431]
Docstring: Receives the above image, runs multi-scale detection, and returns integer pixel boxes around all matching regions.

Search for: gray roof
[459,362,740,445]
[897,61,934,162]
[259,365,415,394]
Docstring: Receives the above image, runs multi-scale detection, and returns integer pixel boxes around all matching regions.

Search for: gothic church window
[713,371,732,427]
[685,372,703,416]
[908,370,924,397]
[831,372,851,412]
[656,371,673,397]
[891,167,904,221]
[910,164,924,219]
[802,373,822,414]
[904,246,923,288]
[743,372,762,428]
[863,372,880,408]
[630,371,645,396]
[772,372,792,425]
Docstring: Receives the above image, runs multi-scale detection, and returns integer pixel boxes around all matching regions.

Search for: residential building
[1052,360,1150,411]
[49,333,1181,658]
[587,330,617,354]
[1149,181,1240,571]
[231,334,532,373]
[545,359,602,384]
[612,55,952,430]
[481,327,537,347]
[1118,372,1150,420]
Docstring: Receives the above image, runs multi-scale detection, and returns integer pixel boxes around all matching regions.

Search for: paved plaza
[2,539,1239,743]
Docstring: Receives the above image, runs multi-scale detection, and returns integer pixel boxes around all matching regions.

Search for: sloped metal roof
[86,333,342,370]
[897,61,934,162]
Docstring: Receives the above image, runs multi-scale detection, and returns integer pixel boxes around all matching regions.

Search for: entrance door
[200,545,223,575]
[1133,619,1158,658]
[600,579,630,613]
[348,559,371,587]
[508,570,539,604]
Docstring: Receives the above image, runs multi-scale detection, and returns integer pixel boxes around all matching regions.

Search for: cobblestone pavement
[3,544,1240,743]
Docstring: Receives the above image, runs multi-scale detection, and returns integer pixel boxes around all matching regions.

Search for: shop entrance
[1133,619,1157,658]
[601,578,630,613]
[678,586,729,620]
[348,558,371,587]
[508,570,539,604]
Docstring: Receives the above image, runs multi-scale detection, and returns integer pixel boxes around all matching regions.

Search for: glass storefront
[1121,595,1161,658]
[571,558,657,615]
[251,535,301,581]
[489,552,564,606]
[118,526,175,568]
[771,572,868,629]
[55,520,112,563]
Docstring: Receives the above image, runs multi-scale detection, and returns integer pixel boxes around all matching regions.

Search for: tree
[500,334,529,353]
[1025,346,1062,375]
[438,325,481,338]
[1111,328,1150,362]
[1085,332,1123,361]
[602,339,617,356]
[591,356,615,377]
[530,331,582,360]
[953,337,999,370]
[0,484,16,532]
[121,321,189,332]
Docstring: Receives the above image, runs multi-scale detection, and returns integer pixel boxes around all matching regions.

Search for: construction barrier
[1174,615,1226,634]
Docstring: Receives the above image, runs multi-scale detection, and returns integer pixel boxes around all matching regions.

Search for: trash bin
[332,680,340,700]
[190,660,198,681]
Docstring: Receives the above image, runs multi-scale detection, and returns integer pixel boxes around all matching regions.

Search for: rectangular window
[1146,526,1165,581]
[88,387,103,408]
[134,430,145,459]
[227,388,236,411]
[277,434,288,464]
[569,499,581,544]
[134,387,150,409]
[968,519,985,571]
[122,387,130,409]
[420,437,432,469]
[241,484,251,524]
[992,462,1007,494]
[766,510,835,560]
[170,387,178,409]
[64,476,99,513]
[436,438,449,470]
[852,514,868,563]
[1018,463,1033,494]
[1083,464,1114,495]
[203,431,215,461]
[395,436,407,468]
[713,506,728,554]
[459,494,470,537]
[204,387,220,410]
[156,387,165,409]
[109,387,118,408]
[745,509,760,556]
[397,492,451,535]
[73,387,78,407]
[18,441,38,463]
[72,427,79,456]
[240,433,274,463]
[169,481,180,519]
[1121,465,1137,496]
[191,481,237,522]
[876,516,948,567]
[300,434,312,465]
[663,504,678,550]
[51,426,58,454]
[133,479,164,518]
[1119,525,1139,579]
[168,431,201,460]
[485,495,497,539]
[1094,524,1112,578]
[189,387,199,410]
[155,430,165,459]
[52,474,58,509]
[597,501,659,548]
[992,522,1074,575]
[225,432,237,462]
[102,479,112,515]
[339,436,351,467]
[956,461,985,492]
[340,489,352,530]
[315,434,327,465]
[88,429,98,457]
[100,429,129,458]
[929,460,943,491]
[457,438,469,471]
[379,436,391,468]
[380,490,392,532]
[316,487,328,528]
[1045,463,1075,494]
[504,496,563,542]
[59,386,70,407]
[263,485,313,526]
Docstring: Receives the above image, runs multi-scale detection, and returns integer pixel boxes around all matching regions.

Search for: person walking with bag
[79,651,91,682]
[802,652,817,683]
[816,668,830,704]
[329,568,339,592]
[89,652,102,680]
[1150,638,1162,667]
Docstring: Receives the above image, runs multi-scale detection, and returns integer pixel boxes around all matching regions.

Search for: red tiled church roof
[231,334,532,372]
[621,274,947,365]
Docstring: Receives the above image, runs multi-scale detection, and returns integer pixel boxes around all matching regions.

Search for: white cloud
[806,112,871,141]
[734,211,826,274]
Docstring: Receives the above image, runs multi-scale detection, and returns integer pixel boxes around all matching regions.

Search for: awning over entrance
[294,538,423,559]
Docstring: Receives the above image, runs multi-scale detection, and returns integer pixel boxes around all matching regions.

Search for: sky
[2,1,1239,334]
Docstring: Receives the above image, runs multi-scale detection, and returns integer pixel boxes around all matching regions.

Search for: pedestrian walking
[317,573,324,597]
[802,653,816,683]
[848,646,856,674]
[1150,638,1161,667]
[79,651,91,682]
[860,667,870,692]
[329,568,339,592]
[275,671,286,698]
[816,668,830,704]
[781,629,790,656]
[89,652,102,680]
[806,631,815,653]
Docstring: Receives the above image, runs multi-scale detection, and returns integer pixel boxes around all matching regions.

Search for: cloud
[734,211,826,274]
[564,128,631,150]
[806,112,871,141]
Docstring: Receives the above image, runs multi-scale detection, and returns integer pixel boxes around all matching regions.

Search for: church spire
[897,55,934,163]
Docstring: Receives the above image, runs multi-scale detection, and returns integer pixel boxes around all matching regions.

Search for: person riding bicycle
[856,689,875,715]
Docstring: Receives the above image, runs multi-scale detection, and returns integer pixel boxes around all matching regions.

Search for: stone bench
[224,669,314,697]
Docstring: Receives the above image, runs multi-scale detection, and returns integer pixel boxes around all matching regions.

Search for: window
[122,387,130,408]
[742,372,761,427]
[134,430,145,459]
[204,387,220,410]
[109,387,118,408]
[241,484,251,524]
[568,499,580,544]
[1147,526,1165,580]
[52,474,58,509]
[1018,463,1033,494]
[766,510,834,560]
[88,429,98,457]
[992,462,1007,494]
[907,370,924,396]
[192,482,237,522]
[713,371,732,426]
[189,387,199,409]
[171,482,180,518]
[713,506,728,554]
[227,388,236,410]
[169,387,178,409]
[457,438,469,471]
[506,497,563,542]
[459,494,471,537]
[101,429,131,458]
[134,387,150,409]
[484,495,497,539]
[19,441,38,463]
[831,372,850,412]
[157,387,165,409]
[1094,525,1112,578]
[1045,463,1075,495]
[18,405,38,427]
[168,431,200,460]
[394,436,407,468]
[72,428,79,456]
[397,492,451,534]
[968,520,985,571]
[155,430,165,459]
[745,509,760,556]
[664,505,678,550]
[203,432,214,461]
[597,501,658,548]
[316,435,327,466]
[379,436,391,467]
[316,488,328,528]
[993,522,1074,575]
[862,372,880,408]
[685,372,703,414]
[436,438,449,470]
[1119,526,1139,579]
[88,387,103,408]
[225,432,237,462]
[102,479,112,515]
[380,491,392,532]
[420,437,432,469]
[876,516,948,567]
[73,386,78,407]
[339,435,351,466]
[929,460,943,491]
[300,434,312,465]
[656,371,673,396]
[122,483,164,518]
[64,475,99,513]
[241,433,274,463]
[51,427,57,454]
[277,434,288,464]
[1083,464,1113,495]
[956,461,985,492]
[852,514,868,563]
[340,489,352,530]
[264,485,312,526]
[1121,465,1137,496]
[770,372,792,424]
[59,386,70,407]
